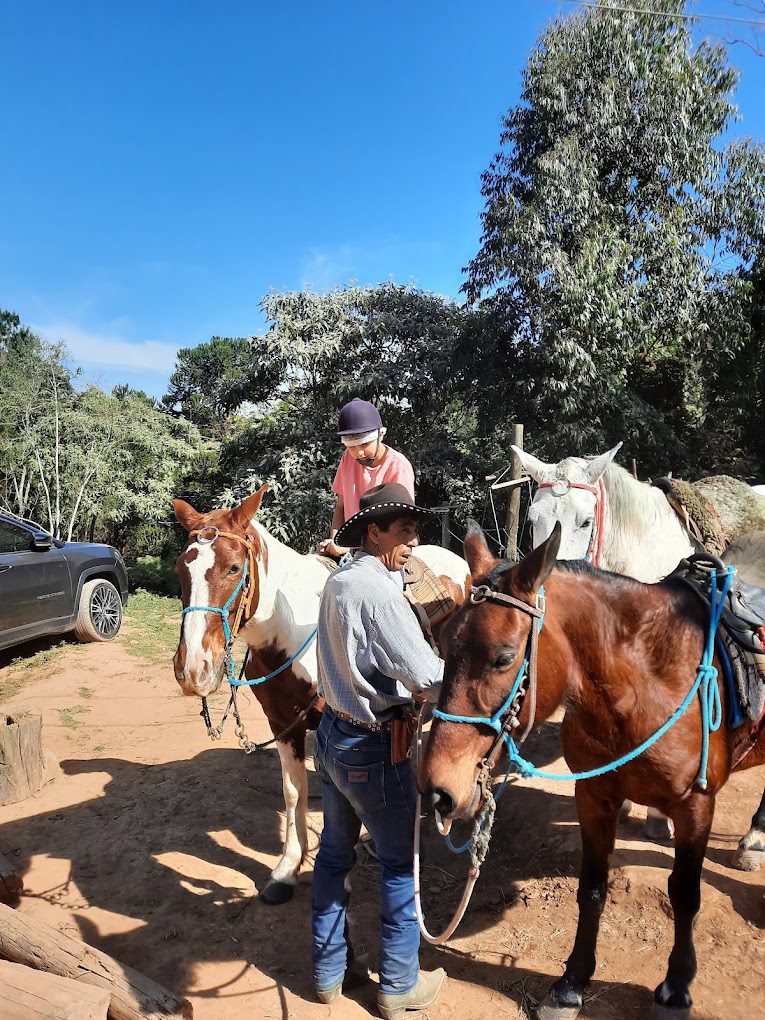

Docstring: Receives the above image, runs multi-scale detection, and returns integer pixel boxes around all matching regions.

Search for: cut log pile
[0,904,193,1020]
[0,959,111,1019]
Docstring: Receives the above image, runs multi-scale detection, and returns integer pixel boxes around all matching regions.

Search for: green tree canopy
[464,0,765,473]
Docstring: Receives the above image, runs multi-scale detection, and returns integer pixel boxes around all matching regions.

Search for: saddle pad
[403,555,457,629]
[719,626,765,728]
[654,477,730,556]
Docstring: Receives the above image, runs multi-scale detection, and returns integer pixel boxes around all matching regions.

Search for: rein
[414,584,545,945]
[417,566,734,943]
[181,524,319,749]
[537,477,606,566]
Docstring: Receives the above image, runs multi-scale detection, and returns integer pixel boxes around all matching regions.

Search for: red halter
[536,477,607,567]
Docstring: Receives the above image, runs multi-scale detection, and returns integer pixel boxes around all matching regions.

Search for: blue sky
[1,1,763,397]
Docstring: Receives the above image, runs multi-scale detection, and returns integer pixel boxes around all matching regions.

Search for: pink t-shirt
[332,447,416,520]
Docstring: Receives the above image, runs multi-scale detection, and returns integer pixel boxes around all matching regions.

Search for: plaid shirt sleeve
[368,590,444,702]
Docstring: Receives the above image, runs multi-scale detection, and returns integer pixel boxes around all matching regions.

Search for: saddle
[670,553,765,756]
[653,477,730,556]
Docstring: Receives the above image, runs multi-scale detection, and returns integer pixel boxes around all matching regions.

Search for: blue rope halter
[433,567,733,794]
[181,526,317,688]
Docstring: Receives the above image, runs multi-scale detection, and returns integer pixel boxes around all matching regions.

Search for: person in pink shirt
[317,398,415,558]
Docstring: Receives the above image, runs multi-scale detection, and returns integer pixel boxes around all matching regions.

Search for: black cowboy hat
[335,483,436,548]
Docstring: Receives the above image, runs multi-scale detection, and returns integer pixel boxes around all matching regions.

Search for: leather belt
[327,706,401,733]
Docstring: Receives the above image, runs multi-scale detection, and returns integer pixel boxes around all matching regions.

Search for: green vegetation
[59,705,89,729]
[1,1,763,569]
[122,589,182,666]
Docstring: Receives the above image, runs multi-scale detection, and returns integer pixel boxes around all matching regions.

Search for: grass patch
[59,705,90,729]
[0,638,79,703]
[92,744,105,753]
[123,588,181,666]
[79,686,94,699]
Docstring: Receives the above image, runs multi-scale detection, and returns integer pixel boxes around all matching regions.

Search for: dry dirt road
[0,619,762,1019]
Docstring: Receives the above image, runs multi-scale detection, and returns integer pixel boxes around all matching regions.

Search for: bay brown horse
[419,521,764,1019]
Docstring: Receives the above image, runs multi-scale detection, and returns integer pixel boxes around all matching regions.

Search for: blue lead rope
[434,568,733,801]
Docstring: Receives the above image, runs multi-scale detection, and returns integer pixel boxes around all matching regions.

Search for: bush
[127,554,179,596]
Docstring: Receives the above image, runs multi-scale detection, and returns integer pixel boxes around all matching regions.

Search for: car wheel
[74,579,123,642]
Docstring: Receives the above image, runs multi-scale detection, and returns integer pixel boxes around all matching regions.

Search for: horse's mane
[602,460,662,541]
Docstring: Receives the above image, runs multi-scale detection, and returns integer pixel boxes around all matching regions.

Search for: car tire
[73,579,123,642]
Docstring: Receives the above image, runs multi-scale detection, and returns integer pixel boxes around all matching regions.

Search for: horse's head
[172,485,269,698]
[515,443,622,561]
[418,521,560,828]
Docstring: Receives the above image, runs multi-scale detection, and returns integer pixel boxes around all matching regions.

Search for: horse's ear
[232,483,269,531]
[511,445,556,483]
[585,443,622,484]
[463,519,496,577]
[173,498,202,533]
[512,522,561,595]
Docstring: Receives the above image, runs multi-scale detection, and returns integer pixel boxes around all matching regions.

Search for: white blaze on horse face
[181,540,217,682]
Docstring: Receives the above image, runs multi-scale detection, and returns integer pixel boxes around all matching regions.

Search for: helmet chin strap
[357,430,382,466]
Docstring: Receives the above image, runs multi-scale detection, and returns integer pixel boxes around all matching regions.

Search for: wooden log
[0,959,110,1019]
[0,848,24,904]
[0,709,45,805]
[0,903,192,1020]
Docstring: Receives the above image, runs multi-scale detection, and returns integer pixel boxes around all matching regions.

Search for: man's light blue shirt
[317,551,444,725]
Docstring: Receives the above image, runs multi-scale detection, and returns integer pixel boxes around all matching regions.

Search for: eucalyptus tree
[464,0,765,474]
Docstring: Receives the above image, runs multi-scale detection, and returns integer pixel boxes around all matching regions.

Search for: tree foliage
[0,311,205,547]
[210,284,498,549]
[464,0,765,473]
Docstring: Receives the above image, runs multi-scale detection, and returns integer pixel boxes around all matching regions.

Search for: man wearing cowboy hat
[312,482,447,1017]
[318,397,416,560]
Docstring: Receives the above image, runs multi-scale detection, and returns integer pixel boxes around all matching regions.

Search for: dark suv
[0,512,129,652]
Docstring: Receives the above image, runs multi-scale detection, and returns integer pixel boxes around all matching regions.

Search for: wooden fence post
[505,424,524,559]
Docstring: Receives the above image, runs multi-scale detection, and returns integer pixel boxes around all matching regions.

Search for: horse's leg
[652,793,714,1020]
[732,785,765,871]
[261,730,309,905]
[538,784,618,1020]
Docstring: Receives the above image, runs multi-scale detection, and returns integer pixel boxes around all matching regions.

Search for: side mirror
[32,532,53,550]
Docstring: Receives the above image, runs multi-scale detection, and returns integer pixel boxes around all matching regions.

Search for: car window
[0,521,32,553]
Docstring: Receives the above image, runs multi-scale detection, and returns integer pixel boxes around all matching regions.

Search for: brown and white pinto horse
[173,486,471,905]
[419,522,765,1020]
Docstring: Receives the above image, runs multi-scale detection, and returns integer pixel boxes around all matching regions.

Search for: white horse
[514,442,765,582]
[512,444,765,859]
[173,488,471,903]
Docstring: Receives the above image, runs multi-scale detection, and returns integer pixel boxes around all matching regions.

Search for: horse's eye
[493,651,516,671]
[580,518,593,530]
[229,564,240,575]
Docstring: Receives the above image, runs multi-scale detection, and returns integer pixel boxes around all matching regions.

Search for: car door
[0,520,73,637]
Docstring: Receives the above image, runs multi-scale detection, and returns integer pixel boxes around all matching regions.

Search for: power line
[541,1,765,28]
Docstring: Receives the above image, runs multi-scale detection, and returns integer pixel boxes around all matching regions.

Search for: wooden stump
[0,959,110,1019]
[0,710,46,806]
[0,849,24,904]
[0,903,193,1020]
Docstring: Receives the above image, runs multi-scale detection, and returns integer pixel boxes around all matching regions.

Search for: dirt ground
[0,625,763,1020]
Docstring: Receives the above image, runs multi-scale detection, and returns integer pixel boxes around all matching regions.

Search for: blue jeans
[312,710,420,995]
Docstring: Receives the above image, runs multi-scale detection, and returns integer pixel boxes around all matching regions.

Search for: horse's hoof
[732,830,764,872]
[536,998,580,1020]
[644,814,674,843]
[732,846,765,871]
[619,799,633,822]
[260,880,295,905]
[650,1005,691,1020]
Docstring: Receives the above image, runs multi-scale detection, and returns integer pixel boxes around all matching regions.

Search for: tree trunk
[0,904,193,1020]
[0,959,110,1019]
[0,710,45,806]
[0,850,24,904]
